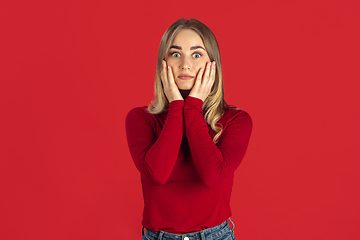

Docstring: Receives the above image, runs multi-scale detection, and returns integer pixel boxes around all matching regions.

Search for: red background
[1,0,359,239]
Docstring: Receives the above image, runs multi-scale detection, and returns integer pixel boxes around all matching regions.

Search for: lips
[178,74,194,80]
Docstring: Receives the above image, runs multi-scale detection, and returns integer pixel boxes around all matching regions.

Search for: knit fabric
[125,96,252,233]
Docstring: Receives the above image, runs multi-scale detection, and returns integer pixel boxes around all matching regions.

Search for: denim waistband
[143,218,235,240]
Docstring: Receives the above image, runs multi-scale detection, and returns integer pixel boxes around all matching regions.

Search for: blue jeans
[141,218,236,240]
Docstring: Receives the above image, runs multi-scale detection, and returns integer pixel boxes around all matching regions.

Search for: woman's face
[165,29,211,90]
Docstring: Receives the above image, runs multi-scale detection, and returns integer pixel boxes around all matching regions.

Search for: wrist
[185,96,204,110]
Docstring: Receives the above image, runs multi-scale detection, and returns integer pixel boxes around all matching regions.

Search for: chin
[176,82,194,90]
[178,86,193,90]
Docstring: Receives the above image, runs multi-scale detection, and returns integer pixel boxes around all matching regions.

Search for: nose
[180,56,191,70]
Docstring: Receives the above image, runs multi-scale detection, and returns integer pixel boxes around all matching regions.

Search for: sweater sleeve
[125,101,184,186]
[184,96,252,187]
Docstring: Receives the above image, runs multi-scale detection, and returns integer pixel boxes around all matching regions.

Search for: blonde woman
[126,19,252,240]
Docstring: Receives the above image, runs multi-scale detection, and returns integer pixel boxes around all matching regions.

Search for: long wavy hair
[148,18,227,143]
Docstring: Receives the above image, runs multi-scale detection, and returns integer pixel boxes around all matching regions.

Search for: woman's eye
[193,53,201,58]
[171,52,181,58]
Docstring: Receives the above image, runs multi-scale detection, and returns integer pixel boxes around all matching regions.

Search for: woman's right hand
[161,60,183,102]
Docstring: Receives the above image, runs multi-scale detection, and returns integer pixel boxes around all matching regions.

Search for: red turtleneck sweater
[125,96,252,233]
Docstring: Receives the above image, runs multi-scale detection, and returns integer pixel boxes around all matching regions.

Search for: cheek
[194,61,208,72]
[165,57,176,66]
[166,61,178,72]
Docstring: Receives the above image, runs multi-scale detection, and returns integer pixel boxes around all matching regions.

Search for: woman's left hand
[189,61,216,102]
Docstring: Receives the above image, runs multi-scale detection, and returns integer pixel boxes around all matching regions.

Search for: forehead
[171,29,204,47]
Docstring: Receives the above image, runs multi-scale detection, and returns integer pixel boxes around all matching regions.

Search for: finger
[167,65,176,85]
[203,62,212,82]
[209,61,216,85]
[194,67,204,88]
[205,61,216,94]
[161,60,168,87]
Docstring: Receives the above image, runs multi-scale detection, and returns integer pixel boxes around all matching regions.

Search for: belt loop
[200,230,206,240]
[142,226,145,236]
[158,231,164,240]
[229,218,235,231]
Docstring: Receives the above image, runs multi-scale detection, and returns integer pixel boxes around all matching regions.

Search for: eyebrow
[170,45,206,50]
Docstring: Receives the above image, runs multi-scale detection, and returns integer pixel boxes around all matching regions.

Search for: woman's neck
[180,89,191,99]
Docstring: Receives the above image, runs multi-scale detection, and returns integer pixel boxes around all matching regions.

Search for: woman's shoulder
[222,105,252,123]
[126,106,152,122]
[127,106,148,116]
[224,104,250,115]
[126,106,166,123]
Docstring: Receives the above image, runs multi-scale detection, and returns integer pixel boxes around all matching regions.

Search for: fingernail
[208,62,211,67]
[213,61,216,66]
[168,65,170,69]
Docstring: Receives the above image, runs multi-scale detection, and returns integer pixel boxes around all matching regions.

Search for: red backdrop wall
[1,0,359,239]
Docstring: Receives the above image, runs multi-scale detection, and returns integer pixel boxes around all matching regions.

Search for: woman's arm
[125,100,184,186]
[184,96,252,187]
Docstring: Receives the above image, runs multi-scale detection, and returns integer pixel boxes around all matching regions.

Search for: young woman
[126,18,252,240]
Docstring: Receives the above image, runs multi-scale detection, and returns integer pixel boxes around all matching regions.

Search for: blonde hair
[148,19,227,143]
